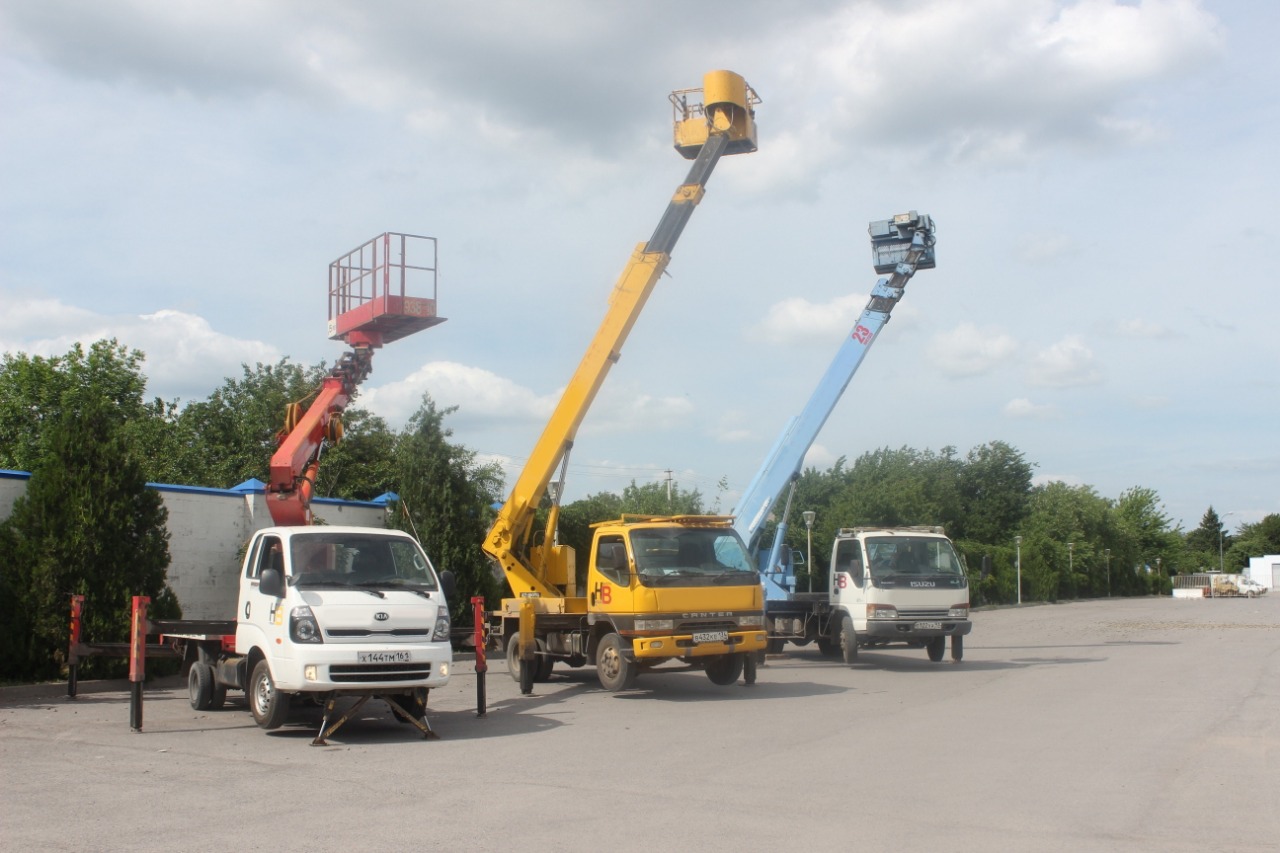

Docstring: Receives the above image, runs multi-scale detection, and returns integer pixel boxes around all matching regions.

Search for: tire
[535,650,555,683]
[210,682,227,710]
[742,653,757,686]
[188,662,215,711]
[705,653,744,686]
[951,634,964,662]
[596,632,637,692]
[839,614,858,665]
[816,637,840,658]
[926,636,946,662]
[249,659,291,730]
[766,637,786,654]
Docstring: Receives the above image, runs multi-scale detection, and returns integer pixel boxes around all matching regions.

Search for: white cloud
[803,442,838,470]
[1028,335,1101,387]
[928,323,1019,377]
[748,293,867,345]
[0,297,280,402]
[1003,397,1061,419]
[360,361,555,429]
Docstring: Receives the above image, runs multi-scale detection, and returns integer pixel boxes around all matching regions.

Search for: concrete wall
[0,471,390,621]
[1246,555,1280,590]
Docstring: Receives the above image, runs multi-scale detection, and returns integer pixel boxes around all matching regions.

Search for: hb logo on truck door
[592,582,612,605]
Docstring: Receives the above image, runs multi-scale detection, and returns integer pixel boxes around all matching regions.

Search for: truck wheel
[596,633,637,692]
[766,637,786,654]
[816,637,839,657]
[211,682,227,710]
[188,662,215,711]
[926,636,946,662]
[839,615,858,665]
[705,653,744,686]
[951,634,964,663]
[506,633,552,687]
[535,649,555,683]
[742,653,757,685]
[249,660,291,730]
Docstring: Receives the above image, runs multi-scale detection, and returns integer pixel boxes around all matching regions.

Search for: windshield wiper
[295,578,385,598]
[712,570,752,584]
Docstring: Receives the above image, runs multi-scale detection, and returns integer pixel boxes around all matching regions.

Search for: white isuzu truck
[764,525,972,663]
[158,525,455,743]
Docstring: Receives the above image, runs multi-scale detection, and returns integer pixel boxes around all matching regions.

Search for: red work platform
[328,232,446,346]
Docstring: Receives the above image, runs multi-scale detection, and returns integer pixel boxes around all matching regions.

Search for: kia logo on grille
[374,612,390,622]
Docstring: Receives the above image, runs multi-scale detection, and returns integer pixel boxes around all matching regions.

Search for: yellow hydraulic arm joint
[482,70,759,603]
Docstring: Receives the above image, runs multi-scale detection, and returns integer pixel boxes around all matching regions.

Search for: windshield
[865,536,965,586]
[289,533,439,591]
[629,527,756,587]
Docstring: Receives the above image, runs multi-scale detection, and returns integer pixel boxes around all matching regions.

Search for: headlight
[290,606,323,643]
[948,605,969,619]
[634,618,674,632]
[431,609,451,642]
[737,614,764,628]
[867,603,898,619]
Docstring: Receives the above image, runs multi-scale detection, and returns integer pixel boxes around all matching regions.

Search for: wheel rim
[599,644,620,681]
[253,670,272,716]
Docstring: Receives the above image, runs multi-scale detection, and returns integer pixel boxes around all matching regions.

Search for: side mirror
[439,569,457,601]
[259,567,285,598]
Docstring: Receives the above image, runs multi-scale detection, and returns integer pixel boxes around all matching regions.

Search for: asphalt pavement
[2,593,1277,852]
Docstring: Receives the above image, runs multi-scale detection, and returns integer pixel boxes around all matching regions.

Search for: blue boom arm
[732,211,937,600]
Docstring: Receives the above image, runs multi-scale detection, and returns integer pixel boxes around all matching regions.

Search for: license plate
[915,621,943,631]
[358,651,411,664]
[692,631,729,644]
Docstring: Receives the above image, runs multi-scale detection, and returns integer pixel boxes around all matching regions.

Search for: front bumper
[270,643,453,693]
[630,630,767,660]
[864,619,972,640]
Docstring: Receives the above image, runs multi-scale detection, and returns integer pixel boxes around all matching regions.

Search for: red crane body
[265,233,444,526]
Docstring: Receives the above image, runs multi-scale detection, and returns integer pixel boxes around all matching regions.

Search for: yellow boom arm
[482,71,759,600]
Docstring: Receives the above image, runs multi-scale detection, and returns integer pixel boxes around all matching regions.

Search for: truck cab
[233,526,454,730]
[829,526,971,663]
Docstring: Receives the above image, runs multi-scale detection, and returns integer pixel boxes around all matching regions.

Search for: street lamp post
[1015,535,1023,606]
[802,511,816,593]
[1105,548,1111,598]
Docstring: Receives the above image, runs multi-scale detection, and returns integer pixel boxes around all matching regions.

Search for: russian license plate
[914,621,943,631]
[692,630,730,644]
[358,650,411,664]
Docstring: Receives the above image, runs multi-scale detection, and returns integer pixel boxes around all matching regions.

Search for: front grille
[898,608,950,619]
[326,628,431,638]
[329,663,433,683]
[675,619,736,634]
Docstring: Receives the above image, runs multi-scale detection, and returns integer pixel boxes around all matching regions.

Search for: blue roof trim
[5,468,383,510]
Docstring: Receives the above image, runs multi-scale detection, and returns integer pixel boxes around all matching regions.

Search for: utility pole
[664,469,673,504]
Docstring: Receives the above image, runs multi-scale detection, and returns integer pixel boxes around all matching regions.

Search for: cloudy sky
[2,0,1276,533]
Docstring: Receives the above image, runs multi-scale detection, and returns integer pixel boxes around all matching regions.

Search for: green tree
[1183,506,1228,573]
[391,395,505,621]
[828,446,963,532]
[174,359,328,488]
[0,394,176,681]
[956,440,1033,543]
[0,340,171,473]
[315,408,400,501]
[1225,514,1280,571]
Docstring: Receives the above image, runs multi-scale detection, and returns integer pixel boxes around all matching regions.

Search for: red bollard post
[68,595,85,699]
[472,596,487,717]
[129,596,149,732]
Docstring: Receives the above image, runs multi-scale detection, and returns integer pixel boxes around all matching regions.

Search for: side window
[248,536,284,580]
[594,535,629,585]
[835,540,864,588]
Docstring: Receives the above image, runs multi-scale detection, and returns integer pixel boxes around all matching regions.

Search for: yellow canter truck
[482,71,767,693]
